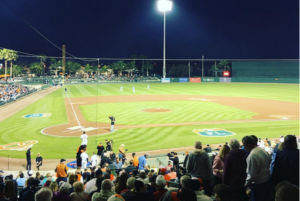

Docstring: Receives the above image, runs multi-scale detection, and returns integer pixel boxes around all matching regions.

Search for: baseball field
[0,82,299,159]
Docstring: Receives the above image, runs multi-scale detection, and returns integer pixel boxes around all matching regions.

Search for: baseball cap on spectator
[156,175,166,186]
[60,182,72,190]
[108,194,125,201]
[95,169,103,176]
[160,168,166,174]
[28,170,33,176]
[60,159,66,163]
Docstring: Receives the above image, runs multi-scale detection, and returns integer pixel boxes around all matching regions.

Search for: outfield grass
[0,83,298,159]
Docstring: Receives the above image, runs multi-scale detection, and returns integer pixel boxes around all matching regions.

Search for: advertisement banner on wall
[189,78,201,83]
[179,78,188,82]
[202,78,216,82]
[219,78,231,83]
[161,78,171,83]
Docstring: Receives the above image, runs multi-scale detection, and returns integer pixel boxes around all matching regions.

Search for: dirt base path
[0,87,58,122]
[42,95,299,137]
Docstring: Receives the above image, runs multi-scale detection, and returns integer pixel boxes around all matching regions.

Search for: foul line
[66,93,81,127]
[43,105,46,109]
[268,126,298,129]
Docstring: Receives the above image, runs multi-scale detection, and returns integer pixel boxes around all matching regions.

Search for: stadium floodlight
[157,0,173,78]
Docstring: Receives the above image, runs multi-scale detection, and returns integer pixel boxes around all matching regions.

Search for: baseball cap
[280,135,283,137]
[95,169,103,176]
[28,170,33,176]
[60,159,66,163]
[156,175,166,186]
[160,168,166,174]
[174,152,177,155]
[108,194,125,201]
[60,182,72,190]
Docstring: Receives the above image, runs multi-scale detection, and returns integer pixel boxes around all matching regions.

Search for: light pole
[157,0,172,78]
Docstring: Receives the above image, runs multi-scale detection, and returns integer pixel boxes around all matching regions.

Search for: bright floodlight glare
[157,0,173,12]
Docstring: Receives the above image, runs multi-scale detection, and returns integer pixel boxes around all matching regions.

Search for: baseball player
[119,86,123,92]
[81,131,88,145]
[90,152,98,167]
[132,87,135,94]
[147,84,150,90]
[80,150,89,169]
[65,88,67,93]
[108,116,115,132]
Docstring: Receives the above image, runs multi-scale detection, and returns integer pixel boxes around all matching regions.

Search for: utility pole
[202,55,204,78]
[62,45,66,85]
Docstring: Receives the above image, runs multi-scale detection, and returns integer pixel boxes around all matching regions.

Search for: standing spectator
[271,135,299,187]
[26,148,33,170]
[81,150,89,169]
[108,116,115,133]
[212,145,230,187]
[183,151,189,168]
[55,159,68,184]
[132,153,138,167]
[242,136,273,201]
[4,180,17,201]
[16,173,26,187]
[92,179,115,201]
[187,141,213,196]
[158,162,164,169]
[115,173,128,194]
[106,140,112,151]
[153,175,167,201]
[97,142,105,157]
[275,181,299,201]
[138,153,149,171]
[168,152,179,171]
[204,144,212,153]
[119,144,126,164]
[36,153,43,171]
[223,138,248,201]
[91,152,98,168]
[85,169,103,194]
[35,187,53,201]
[70,181,90,201]
[81,131,88,145]
[125,160,136,177]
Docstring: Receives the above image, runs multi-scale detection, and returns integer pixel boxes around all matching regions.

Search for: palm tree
[210,62,218,77]
[139,55,147,75]
[30,62,43,77]
[111,61,127,76]
[99,65,108,75]
[144,60,153,76]
[39,54,47,76]
[218,60,230,71]
[12,65,23,77]
[127,61,136,76]
[0,49,10,79]
[7,50,18,78]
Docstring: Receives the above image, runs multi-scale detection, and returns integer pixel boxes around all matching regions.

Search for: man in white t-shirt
[81,131,88,145]
[91,152,98,167]
[80,150,89,169]
[279,135,284,143]
[85,169,103,193]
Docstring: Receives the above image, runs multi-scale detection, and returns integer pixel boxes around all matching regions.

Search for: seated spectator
[153,175,167,201]
[44,177,53,187]
[243,136,273,201]
[4,180,17,201]
[89,178,104,199]
[115,173,128,194]
[158,162,165,169]
[130,178,155,201]
[16,173,26,187]
[166,161,172,169]
[42,173,54,185]
[114,157,123,174]
[26,170,33,179]
[204,144,212,153]
[35,187,53,201]
[264,142,273,155]
[107,194,125,201]
[53,182,72,201]
[212,145,230,187]
[275,181,299,201]
[187,141,213,196]
[21,179,40,201]
[68,174,77,194]
[92,179,115,201]
[132,170,139,179]
[50,181,58,192]
[223,138,248,201]
[214,184,232,201]
[125,160,136,177]
[271,135,299,187]
[120,177,136,199]
[19,177,34,199]
[70,181,90,201]
[83,168,91,183]
[189,178,213,201]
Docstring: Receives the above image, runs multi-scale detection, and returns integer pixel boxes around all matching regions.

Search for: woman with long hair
[213,145,230,187]
[49,181,58,192]
[4,181,17,201]
[115,173,129,194]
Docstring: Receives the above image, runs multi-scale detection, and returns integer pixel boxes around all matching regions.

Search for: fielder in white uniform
[81,131,88,145]
[91,152,98,167]
[119,86,123,92]
[132,87,135,94]
[147,84,150,90]
[80,150,89,169]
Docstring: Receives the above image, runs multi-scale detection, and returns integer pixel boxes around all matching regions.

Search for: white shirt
[84,178,97,193]
[246,147,271,185]
[81,134,88,145]
[259,140,265,148]
[279,138,284,143]
[81,152,89,163]
[91,155,98,166]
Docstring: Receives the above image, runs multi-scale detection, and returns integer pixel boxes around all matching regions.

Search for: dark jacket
[204,147,212,153]
[169,156,179,166]
[223,148,249,190]
[97,145,104,156]
[183,154,189,168]
[100,156,111,167]
[187,149,213,180]
[271,147,299,187]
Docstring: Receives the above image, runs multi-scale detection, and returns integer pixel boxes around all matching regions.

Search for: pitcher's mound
[142,108,173,113]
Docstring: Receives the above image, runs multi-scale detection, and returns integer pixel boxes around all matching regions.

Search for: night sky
[0,0,299,60]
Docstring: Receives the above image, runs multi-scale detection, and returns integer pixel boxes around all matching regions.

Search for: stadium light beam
[157,0,173,78]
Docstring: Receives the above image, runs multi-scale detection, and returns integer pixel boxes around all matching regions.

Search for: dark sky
[0,0,299,60]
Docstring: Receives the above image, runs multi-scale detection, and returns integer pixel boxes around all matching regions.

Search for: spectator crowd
[0,84,35,105]
[0,134,299,201]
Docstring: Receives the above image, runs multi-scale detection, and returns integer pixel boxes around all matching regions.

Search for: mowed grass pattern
[0,83,298,159]
[80,101,257,125]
